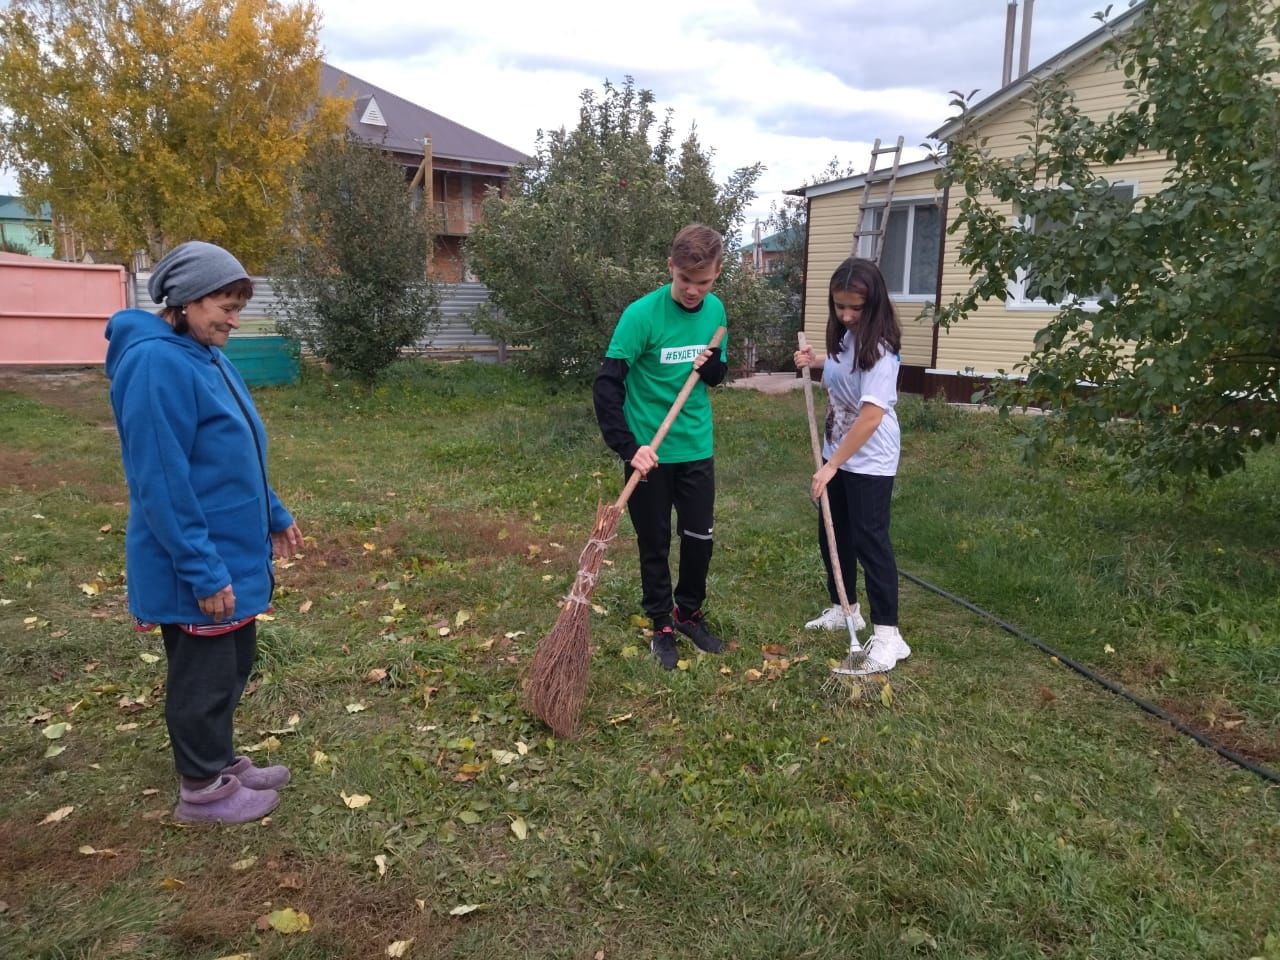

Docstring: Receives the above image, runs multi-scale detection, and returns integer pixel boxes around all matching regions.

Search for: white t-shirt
[821,331,900,476]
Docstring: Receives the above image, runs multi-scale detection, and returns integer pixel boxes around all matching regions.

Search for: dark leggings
[818,469,898,626]
[161,620,256,779]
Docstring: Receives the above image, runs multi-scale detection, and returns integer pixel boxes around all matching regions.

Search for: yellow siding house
[788,157,946,394]
[925,2,1155,399]
[790,2,1163,398]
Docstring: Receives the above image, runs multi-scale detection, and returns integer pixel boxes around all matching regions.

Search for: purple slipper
[173,774,279,824]
[223,755,291,790]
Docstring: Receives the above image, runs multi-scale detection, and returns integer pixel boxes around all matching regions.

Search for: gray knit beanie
[148,241,249,308]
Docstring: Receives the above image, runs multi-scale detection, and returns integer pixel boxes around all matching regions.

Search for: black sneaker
[651,624,679,670]
[673,608,722,654]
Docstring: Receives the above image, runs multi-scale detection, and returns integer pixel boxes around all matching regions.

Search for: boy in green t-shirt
[592,224,729,670]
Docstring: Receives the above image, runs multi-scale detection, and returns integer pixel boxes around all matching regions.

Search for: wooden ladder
[851,135,904,264]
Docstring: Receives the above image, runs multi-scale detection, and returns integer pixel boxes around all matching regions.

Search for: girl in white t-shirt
[793,257,910,674]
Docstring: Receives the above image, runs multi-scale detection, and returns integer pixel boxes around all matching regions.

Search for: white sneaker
[804,604,866,631]
[849,625,911,676]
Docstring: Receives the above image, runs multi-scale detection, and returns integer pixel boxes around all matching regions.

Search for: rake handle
[798,332,857,622]
[612,325,727,511]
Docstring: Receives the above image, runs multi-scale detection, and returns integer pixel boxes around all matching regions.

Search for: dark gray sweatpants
[161,621,256,780]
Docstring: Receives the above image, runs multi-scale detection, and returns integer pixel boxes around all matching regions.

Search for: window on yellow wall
[860,202,941,298]
[1010,181,1137,308]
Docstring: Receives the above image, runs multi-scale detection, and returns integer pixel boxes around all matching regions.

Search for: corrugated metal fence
[132,274,505,359]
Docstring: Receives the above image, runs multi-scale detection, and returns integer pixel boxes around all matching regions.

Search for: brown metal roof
[321,63,528,169]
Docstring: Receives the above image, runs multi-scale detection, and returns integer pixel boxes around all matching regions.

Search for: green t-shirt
[605,284,728,463]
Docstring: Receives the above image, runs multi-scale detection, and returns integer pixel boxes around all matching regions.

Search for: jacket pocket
[204,497,268,586]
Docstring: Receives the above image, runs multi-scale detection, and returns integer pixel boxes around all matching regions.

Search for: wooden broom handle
[613,325,727,511]
[799,332,856,616]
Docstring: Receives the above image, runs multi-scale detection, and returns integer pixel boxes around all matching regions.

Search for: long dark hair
[826,257,900,371]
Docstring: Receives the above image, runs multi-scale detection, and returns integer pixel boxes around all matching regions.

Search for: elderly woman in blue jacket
[105,241,304,824]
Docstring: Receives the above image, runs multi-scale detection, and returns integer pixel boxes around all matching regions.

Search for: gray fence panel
[133,274,502,356]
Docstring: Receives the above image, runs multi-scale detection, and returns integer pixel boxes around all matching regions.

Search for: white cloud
[2,0,1110,232]
[319,0,1109,231]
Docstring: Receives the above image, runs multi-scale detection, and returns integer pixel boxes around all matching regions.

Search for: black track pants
[625,457,715,624]
[817,469,898,626]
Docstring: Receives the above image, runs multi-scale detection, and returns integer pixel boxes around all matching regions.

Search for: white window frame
[1007,179,1139,311]
[857,195,941,302]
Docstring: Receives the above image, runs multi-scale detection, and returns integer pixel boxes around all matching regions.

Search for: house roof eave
[930,0,1147,141]
[784,156,944,199]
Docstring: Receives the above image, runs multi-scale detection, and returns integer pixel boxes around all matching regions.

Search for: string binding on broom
[563,532,619,607]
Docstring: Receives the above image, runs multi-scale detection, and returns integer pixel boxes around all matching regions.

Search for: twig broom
[523,326,727,738]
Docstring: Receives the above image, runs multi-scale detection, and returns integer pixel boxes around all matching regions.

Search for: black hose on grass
[899,569,1280,787]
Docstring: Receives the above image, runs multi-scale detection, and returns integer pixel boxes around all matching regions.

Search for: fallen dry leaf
[510,817,529,841]
[242,735,282,753]
[159,877,185,890]
[366,667,388,683]
[78,845,120,858]
[449,904,479,916]
[345,702,367,714]
[40,805,74,825]
[231,856,257,872]
[341,791,372,809]
[375,853,388,877]
[298,599,313,614]
[264,907,311,934]
[387,938,414,958]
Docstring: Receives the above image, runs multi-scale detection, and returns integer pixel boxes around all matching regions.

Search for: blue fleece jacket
[104,309,293,624]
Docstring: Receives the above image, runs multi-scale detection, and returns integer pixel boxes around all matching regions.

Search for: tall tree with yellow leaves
[0,0,348,269]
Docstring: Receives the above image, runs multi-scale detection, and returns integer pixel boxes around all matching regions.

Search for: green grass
[1,362,1277,960]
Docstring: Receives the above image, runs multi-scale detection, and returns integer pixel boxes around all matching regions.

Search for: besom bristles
[522,500,624,739]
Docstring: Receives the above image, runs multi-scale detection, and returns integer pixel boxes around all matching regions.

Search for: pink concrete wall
[1,253,128,365]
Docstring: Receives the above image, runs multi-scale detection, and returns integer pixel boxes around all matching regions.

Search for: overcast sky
[2,0,1120,236]
[315,0,1119,234]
